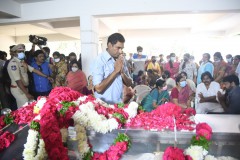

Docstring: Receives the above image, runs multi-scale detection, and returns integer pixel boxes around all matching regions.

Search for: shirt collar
[13,56,21,62]
[102,50,113,62]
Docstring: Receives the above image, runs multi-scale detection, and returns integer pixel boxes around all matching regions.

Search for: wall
[0,35,16,58]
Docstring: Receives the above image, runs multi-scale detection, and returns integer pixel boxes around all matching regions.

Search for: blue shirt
[197,62,214,84]
[93,51,130,104]
[31,61,52,92]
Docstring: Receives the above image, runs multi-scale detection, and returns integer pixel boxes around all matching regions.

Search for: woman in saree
[141,79,170,112]
[66,60,87,94]
[170,74,193,109]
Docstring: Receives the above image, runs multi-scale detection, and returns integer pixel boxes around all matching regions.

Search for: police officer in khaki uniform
[7,44,52,108]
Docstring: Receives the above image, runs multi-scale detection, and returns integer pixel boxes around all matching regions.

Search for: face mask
[180,81,187,88]
[170,57,176,61]
[54,58,60,63]
[214,59,220,63]
[45,53,49,58]
[72,67,78,72]
[227,58,232,63]
[162,86,167,91]
[17,52,25,60]
[138,52,142,55]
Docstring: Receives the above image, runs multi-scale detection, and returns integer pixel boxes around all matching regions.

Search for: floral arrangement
[0,131,15,152]
[126,103,195,131]
[91,133,131,160]
[163,122,213,160]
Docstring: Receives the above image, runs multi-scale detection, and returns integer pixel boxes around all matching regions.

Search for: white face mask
[170,57,176,61]
[138,52,142,55]
[54,58,60,63]
[72,67,78,72]
[227,58,232,63]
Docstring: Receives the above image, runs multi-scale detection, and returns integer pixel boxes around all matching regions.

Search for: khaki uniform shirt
[7,57,34,86]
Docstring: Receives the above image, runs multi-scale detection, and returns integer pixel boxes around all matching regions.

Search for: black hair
[34,50,44,57]
[163,70,171,78]
[137,46,143,52]
[169,53,175,68]
[147,69,153,74]
[70,59,80,69]
[203,53,211,60]
[53,51,60,57]
[156,79,165,88]
[9,45,15,50]
[107,33,125,45]
[138,70,144,77]
[223,75,239,86]
[234,55,240,60]
[180,71,188,78]
[214,52,223,60]
[69,52,76,57]
[201,71,214,81]
[175,74,184,84]
[43,47,50,54]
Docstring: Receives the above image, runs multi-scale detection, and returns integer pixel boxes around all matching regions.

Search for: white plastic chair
[136,90,151,104]
[133,85,151,96]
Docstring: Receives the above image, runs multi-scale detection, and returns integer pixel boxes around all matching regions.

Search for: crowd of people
[0,32,240,115]
[0,44,93,110]
[127,46,240,114]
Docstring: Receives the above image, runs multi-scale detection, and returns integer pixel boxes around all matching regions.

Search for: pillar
[80,15,99,77]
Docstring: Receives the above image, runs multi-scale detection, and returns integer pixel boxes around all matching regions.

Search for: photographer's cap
[11,44,25,52]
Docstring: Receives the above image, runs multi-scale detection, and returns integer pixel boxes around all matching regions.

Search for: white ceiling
[13,0,53,4]
[0,12,240,43]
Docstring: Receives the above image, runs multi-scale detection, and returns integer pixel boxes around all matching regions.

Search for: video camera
[29,35,47,45]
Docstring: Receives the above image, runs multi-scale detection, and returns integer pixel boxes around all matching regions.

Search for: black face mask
[162,75,166,79]
[152,60,156,63]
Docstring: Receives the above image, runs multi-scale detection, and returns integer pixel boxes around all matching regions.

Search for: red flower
[163,146,185,160]
[196,123,212,134]
[185,155,193,160]
[196,129,212,140]
[0,131,15,152]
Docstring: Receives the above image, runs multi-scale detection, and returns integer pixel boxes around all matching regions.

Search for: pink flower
[196,129,212,140]
[163,146,185,160]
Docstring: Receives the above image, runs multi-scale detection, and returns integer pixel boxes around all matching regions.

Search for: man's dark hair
[137,46,143,52]
[201,71,214,81]
[223,75,239,86]
[53,51,60,57]
[9,45,16,50]
[43,47,50,54]
[69,52,76,57]
[107,33,125,45]
[234,55,240,60]
[34,50,44,57]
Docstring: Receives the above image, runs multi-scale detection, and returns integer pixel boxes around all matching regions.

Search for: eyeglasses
[38,65,42,71]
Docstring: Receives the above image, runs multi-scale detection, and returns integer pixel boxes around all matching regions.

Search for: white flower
[184,145,208,160]
[205,155,217,160]
[34,139,47,160]
[23,129,39,160]
[35,97,47,109]
[124,101,138,119]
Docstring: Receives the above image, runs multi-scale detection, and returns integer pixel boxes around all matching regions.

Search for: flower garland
[0,131,15,152]
[39,87,81,160]
[126,103,195,131]
[74,124,91,157]
[72,102,119,134]
[22,120,47,160]
[91,133,131,160]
